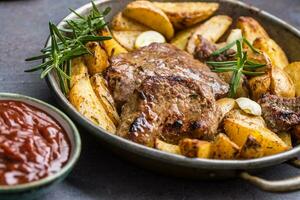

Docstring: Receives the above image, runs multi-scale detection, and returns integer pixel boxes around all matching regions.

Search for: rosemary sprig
[25,1,112,95]
[207,37,266,98]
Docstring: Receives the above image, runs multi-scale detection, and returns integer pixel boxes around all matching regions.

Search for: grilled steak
[117,76,220,147]
[259,94,300,132]
[106,43,229,109]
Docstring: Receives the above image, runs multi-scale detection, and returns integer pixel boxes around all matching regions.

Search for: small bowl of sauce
[0,93,81,200]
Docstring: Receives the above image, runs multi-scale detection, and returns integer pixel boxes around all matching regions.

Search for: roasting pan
[46,0,300,192]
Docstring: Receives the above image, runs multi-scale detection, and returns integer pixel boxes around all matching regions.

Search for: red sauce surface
[0,100,70,185]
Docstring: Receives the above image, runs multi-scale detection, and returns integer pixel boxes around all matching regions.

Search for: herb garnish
[25,1,112,94]
[206,38,266,98]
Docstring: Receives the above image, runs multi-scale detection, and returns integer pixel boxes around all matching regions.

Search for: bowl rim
[47,0,300,170]
[0,92,81,192]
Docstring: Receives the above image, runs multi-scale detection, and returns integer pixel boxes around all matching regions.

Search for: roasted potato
[153,2,219,30]
[224,109,289,157]
[112,30,142,50]
[277,132,292,148]
[212,133,240,160]
[271,67,295,98]
[186,15,232,54]
[90,74,120,126]
[285,62,300,97]
[248,74,271,100]
[253,37,289,69]
[170,26,196,50]
[111,12,149,31]
[123,0,174,40]
[216,98,236,121]
[69,77,116,133]
[83,42,109,75]
[155,139,181,155]
[236,16,269,44]
[179,138,212,158]
[70,57,88,88]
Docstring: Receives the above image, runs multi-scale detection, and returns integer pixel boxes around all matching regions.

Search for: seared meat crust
[117,76,220,147]
[106,43,229,109]
[259,94,300,132]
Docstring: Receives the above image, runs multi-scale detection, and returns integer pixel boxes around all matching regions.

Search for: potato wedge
[155,138,181,155]
[236,16,269,44]
[179,138,212,158]
[123,0,174,40]
[212,133,240,160]
[100,29,128,57]
[253,37,289,69]
[285,62,300,97]
[112,30,142,50]
[153,2,219,30]
[83,42,109,75]
[111,12,149,31]
[271,67,295,98]
[186,15,232,54]
[69,77,116,133]
[70,57,88,88]
[170,26,196,50]
[90,74,120,126]
[216,98,236,121]
[224,110,289,156]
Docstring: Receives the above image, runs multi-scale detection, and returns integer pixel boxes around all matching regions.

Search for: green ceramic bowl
[0,93,81,200]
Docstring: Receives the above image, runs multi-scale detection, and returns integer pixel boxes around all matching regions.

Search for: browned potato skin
[111,12,149,31]
[69,77,116,133]
[253,37,289,69]
[70,57,88,88]
[240,135,264,159]
[248,74,271,100]
[212,133,240,160]
[84,42,109,75]
[90,74,120,126]
[271,67,295,98]
[179,138,212,158]
[123,0,174,40]
[155,138,181,155]
[100,29,128,57]
[153,2,219,30]
[285,62,300,97]
[236,16,269,44]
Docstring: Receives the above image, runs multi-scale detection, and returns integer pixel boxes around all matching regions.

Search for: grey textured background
[1,0,300,199]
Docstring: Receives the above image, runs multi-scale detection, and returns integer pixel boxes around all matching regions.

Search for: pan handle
[239,158,300,192]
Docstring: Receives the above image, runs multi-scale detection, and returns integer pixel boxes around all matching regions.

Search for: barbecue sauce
[0,100,70,185]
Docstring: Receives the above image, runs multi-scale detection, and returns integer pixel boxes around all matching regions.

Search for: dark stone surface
[0,0,300,199]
